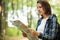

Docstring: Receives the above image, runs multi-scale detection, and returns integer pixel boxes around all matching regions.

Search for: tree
[0,0,4,40]
[0,0,8,40]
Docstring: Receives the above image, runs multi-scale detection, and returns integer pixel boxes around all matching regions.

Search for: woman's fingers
[27,28,34,33]
[27,28,40,36]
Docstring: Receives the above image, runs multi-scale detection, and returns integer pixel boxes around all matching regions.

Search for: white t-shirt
[37,17,48,40]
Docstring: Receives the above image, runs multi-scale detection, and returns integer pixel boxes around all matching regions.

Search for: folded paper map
[11,20,38,40]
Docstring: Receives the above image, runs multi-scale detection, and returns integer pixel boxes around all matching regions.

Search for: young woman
[23,0,58,40]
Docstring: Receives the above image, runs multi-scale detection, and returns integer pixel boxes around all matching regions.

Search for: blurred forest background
[0,0,60,40]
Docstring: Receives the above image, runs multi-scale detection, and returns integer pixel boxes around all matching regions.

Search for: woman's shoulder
[52,14,57,17]
[48,14,57,19]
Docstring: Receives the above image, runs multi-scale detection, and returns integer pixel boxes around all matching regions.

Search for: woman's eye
[39,6,42,8]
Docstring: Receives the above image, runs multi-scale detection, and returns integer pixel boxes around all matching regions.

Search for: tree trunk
[0,0,3,40]
[0,0,8,40]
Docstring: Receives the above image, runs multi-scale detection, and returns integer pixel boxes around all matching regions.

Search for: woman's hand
[27,28,40,36]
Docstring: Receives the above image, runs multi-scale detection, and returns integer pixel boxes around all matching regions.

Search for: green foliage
[57,15,60,24]
[6,27,22,36]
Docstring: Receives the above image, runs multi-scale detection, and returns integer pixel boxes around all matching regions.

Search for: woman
[23,0,58,40]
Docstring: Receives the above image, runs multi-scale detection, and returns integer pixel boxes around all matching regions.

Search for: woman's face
[37,3,45,15]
